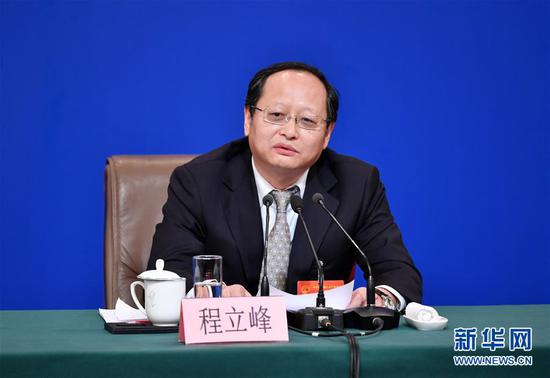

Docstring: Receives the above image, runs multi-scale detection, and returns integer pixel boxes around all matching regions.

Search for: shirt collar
[251,157,308,206]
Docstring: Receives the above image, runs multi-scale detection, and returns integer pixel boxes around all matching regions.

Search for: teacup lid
[137,259,181,281]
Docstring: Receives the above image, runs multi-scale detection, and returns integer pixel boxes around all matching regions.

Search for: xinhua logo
[453,327,533,367]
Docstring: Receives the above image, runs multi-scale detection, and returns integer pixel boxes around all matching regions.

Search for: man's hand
[222,283,252,297]
[194,283,252,298]
[346,287,397,309]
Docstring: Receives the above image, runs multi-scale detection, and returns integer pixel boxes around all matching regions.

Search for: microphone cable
[288,318,384,378]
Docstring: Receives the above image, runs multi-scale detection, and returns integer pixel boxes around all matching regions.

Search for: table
[1,305,549,377]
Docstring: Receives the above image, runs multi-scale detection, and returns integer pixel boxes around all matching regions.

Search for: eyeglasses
[249,106,327,131]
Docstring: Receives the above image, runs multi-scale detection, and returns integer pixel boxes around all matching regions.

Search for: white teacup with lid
[130,259,186,326]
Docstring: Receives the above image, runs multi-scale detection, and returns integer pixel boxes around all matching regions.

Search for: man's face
[244,70,335,179]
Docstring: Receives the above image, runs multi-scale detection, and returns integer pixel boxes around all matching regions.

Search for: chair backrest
[103,155,197,309]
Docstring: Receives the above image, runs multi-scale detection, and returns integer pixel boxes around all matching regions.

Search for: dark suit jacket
[148,138,422,303]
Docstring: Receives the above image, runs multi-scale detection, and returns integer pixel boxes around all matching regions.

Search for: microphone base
[343,306,400,330]
[287,307,344,331]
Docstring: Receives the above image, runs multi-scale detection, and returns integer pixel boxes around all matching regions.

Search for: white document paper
[98,298,148,323]
[268,280,355,311]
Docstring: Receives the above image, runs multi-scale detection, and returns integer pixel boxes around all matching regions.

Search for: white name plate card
[178,296,289,344]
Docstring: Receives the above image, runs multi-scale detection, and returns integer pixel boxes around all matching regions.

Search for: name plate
[178,296,289,344]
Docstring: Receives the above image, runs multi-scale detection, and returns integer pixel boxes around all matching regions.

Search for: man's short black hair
[245,61,339,124]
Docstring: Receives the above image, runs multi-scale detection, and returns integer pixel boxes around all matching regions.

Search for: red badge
[297,280,344,295]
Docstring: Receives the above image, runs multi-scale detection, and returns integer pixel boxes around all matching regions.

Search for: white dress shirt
[251,157,406,311]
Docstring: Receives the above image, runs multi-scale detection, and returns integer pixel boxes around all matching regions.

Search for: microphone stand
[286,195,344,331]
[260,193,274,296]
[313,193,400,330]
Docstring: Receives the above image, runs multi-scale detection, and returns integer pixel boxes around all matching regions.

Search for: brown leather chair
[103,155,197,309]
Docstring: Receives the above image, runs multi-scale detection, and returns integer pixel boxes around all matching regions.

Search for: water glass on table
[193,255,223,298]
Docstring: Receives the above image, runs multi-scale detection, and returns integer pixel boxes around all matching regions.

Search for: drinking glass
[193,255,223,298]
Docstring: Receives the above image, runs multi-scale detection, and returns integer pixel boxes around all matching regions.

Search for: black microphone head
[290,194,304,213]
[312,193,325,204]
[262,193,275,207]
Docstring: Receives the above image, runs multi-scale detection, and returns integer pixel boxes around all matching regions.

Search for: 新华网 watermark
[453,327,533,367]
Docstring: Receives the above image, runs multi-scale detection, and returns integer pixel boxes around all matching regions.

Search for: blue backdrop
[1,1,549,310]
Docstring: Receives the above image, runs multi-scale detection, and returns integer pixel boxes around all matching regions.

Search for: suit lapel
[222,150,263,288]
[286,157,339,292]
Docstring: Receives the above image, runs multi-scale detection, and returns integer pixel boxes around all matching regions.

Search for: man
[148,62,422,310]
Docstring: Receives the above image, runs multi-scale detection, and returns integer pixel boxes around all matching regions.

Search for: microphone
[286,194,344,331]
[260,193,274,296]
[290,195,325,308]
[312,193,400,330]
[311,193,375,305]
